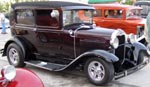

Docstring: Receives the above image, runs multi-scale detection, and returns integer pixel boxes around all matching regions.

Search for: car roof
[11,1,94,10]
[92,4,142,10]
[134,1,150,5]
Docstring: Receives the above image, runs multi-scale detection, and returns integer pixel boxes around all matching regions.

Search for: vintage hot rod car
[1,1,150,85]
[91,4,145,37]
[0,65,44,87]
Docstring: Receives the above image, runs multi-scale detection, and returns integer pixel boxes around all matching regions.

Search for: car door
[59,29,76,59]
[34,9,62,58]
[102,9,125,29]
[35,9,75,60]
[95,9,125,31]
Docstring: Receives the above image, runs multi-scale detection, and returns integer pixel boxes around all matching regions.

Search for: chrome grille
[115,35,126,64]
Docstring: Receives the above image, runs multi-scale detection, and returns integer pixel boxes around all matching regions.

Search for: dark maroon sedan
[1,1,150,85]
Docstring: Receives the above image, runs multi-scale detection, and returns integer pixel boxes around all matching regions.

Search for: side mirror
[1,65,16,81]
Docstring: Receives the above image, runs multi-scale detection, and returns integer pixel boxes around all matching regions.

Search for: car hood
[127,18,145,26]
[76,26,116,40]
[138,19,146,25]
[75,26,125,50]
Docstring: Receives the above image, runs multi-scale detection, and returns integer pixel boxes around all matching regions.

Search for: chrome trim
[0,49,4,54]
[110,29,126,49]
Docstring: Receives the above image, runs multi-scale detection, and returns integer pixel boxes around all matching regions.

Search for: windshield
[126,9,142,19]
[141,5,150,15]
[63,9,93,26]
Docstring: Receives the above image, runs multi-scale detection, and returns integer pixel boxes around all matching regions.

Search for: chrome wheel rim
[9,48,19,65]
[88,61,105,81]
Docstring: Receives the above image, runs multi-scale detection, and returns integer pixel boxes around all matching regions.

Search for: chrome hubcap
[88,61,105,81]
[9,48,19,65]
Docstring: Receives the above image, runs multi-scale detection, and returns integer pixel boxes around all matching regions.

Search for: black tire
[84,57,114,86]
[137,51,145,65]
[6,43,25,67]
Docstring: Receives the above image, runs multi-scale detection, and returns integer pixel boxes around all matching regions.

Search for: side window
[36,9,59,27]
[16,9,34,25]
[104,9,123,18]
[93,10,102,17]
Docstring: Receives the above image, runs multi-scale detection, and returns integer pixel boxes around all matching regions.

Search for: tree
[124,0,133,5]
[0,3,3,12]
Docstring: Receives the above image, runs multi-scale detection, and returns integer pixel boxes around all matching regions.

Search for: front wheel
[84,57,114,86]
[137,51,145,65]
[6,43,25,67]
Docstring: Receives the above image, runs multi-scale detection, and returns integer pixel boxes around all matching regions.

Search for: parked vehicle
[90,4,145,37]
[0,65,44,87]
[1,1,150,85]
[134,1,150,18]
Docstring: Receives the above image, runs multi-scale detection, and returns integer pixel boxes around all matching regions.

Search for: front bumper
[0,49,3,54]
[114,57,150,80]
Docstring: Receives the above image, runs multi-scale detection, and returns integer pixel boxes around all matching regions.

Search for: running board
[25,60,67,71]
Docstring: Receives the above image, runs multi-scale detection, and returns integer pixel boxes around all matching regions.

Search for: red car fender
[7,68,44,87]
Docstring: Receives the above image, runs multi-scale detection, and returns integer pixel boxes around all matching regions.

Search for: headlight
[110,29,125,49]
[110,37,119,49]
[128,33,136,43]
[1,65,16,81]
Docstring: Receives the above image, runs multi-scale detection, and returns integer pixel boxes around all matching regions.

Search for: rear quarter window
[93,9,102,17]
[16,9,34,25]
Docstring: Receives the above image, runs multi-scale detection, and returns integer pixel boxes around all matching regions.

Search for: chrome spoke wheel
[88,61,105,81]
[85,58,114,85]
[9,48,19,65]
[7,43,25,67]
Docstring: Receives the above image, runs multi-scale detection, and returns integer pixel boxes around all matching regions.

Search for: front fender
[132,42,148,60]
[54,50,119,71]
[58,50,119,71]
[7,68,44,87]
[77,50,119,62]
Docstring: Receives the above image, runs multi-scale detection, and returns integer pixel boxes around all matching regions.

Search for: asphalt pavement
[0,29,150,87]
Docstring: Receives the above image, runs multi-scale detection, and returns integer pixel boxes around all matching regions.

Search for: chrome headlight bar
[110,29,125,49]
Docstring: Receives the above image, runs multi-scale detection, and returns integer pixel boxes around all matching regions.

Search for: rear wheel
[6,43,25,67]
[84,57,114,85]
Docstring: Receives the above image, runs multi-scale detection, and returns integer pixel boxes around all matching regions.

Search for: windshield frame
[126,9,142,19]
[62,9,94,27]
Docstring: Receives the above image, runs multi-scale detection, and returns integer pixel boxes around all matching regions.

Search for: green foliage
[116,0,121,3]
[115,0,134,5]
[124,0,133,5]
[4,2,9,13]
[0,3,3,12]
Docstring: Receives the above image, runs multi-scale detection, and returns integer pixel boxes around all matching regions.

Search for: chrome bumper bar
[114,58,150,80]
[0,49,4,54]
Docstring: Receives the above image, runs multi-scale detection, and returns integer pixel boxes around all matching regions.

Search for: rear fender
[3,37,26,58]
